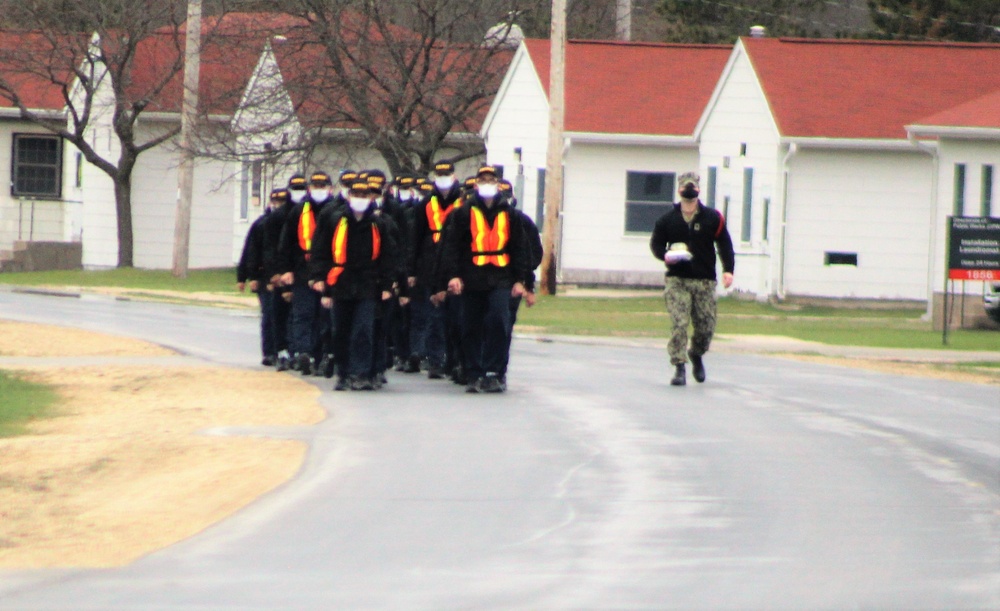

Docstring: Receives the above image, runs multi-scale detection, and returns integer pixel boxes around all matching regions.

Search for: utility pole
[172,0,201,278]
[540,0,566,295]
[616,0,632,41]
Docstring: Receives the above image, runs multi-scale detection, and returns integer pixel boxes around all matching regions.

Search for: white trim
[0,107,66,120]
[780,137,919,151]
[566,132,697,146]
[905,124,1000,140]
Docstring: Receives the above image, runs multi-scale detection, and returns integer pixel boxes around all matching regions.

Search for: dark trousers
[445,293,464,373]
[257,289,276,357]
[333,298,377,378]
[271,289,291,355]
[461,288,512,381]
[394,298,411,362]
[289,281,324,359]
[409,286,446,365]
[371,298,391,376]
[501,295,522,376]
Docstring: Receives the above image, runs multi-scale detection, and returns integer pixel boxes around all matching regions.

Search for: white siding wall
[783,148,933,300]
[561,142,699,283]
[697,46,782,298]
[129,125,236,269]
[79,126,120,268]
[929,138,1000,297]
[483,48,550,225]
[0,122,78,252]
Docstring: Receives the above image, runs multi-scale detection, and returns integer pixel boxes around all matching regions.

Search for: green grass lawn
[0,268,237,293]
[1,270,997,351]
[0,371,57,437]
[517,295,1000,352]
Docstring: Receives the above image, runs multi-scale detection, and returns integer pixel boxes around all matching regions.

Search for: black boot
[689,351,706,383]
[670,363,686,386]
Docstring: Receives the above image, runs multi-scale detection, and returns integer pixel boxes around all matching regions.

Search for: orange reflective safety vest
[426,196,462,243]
[326,216,382,286]
[470,207,510,267]
[297,202,315,254]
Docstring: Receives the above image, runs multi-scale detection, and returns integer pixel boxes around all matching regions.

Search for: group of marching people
[237,161,543,393]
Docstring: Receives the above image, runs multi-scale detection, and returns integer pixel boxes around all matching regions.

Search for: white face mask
[309,188,331,202]
[349,197,371,213]
[289,189,307,204]
[477,184,498,199]
[434,176,455,190]
[399,190,413,202]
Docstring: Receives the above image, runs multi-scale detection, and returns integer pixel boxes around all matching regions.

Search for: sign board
[947,216,1000,281]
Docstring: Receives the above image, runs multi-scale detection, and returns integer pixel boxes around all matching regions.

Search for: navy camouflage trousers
[663,277,717,365]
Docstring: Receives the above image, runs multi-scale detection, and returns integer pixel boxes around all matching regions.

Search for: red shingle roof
[132,12,301,115]
[523,39,731,136]
[910,88,1000,130]
[742,37,1000,139]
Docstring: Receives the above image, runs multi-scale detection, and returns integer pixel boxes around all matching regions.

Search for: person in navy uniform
[278,171,336,375]
[309,180,397,391]
[437,165,530,393]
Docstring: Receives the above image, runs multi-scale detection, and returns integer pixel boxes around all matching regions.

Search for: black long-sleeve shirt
[238,212,268,286]
[649,202,735,281]
[308,207,396,300]
[438,194,529,292]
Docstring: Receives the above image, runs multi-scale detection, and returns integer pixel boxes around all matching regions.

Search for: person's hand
[249,280,259,292]
[381,291,392,301]
[511,282,525,298]
[431,291,446,306]
[407,276,417,288]
[236,282,245,293]
[312,281,325,293]
[321,296,333,309]
[399,296,410,307]
[525,291,536,307]
[280,272,294,286]
[270,274,282,286]
[447,277,463,295]
[722,272,734,289]
[282,291,293,303]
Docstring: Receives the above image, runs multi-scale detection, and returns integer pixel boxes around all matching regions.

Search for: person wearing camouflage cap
[649,171,735,386]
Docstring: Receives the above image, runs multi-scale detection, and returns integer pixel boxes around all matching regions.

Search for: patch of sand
[0,322,324,568]
[775,354,1000,385]
[0,320,175,357]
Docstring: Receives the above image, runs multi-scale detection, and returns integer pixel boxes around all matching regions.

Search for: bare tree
[0,0,260,267]
[233,0,528,176]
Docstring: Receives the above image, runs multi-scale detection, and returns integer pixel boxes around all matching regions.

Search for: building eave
[780,136,919,151]
[566,132,697,147]
[905,124,1000,140]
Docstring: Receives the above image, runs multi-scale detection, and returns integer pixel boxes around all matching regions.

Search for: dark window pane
[625,202,670,233]
[626,171,674,203]
[13,135,61,197]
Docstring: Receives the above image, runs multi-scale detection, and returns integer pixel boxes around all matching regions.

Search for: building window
[825,252,858,266]
[536,168,546,228]
[240,160,263,221]
[954,163,966,216]
[741,167,753,242]
[12,134,62,198]
[624,171,674,233]
[762,197,771,242]
[983,165,994,217]
[706,166,717,209]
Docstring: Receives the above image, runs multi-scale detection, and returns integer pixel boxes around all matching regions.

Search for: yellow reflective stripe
[471,207,487,266]
[333,216,348,264]
[298,203,313,251]
[495,211,510,266]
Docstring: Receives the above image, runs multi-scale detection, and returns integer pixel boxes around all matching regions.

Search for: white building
[481,39,731,285]
[484,37,1000,309]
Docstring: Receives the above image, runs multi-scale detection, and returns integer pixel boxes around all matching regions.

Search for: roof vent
[749,25,766,38]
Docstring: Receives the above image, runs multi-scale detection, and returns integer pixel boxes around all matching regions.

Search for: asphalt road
[1,288,998,610]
